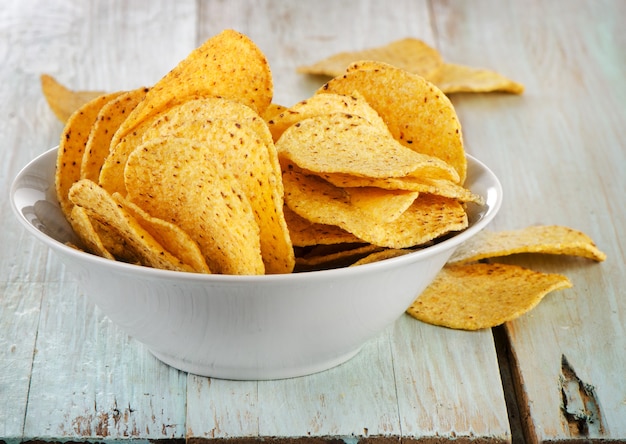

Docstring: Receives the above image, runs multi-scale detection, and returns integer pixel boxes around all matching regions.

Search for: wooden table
[1,1,624,442]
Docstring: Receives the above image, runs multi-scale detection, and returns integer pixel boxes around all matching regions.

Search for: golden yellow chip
[318,61,467,183]
[81,87,149,182]
[267,92,391,142]
[113,193,211,273]
[277,113,459,182]
[448,225,607,264]
[284,206,364,247]
[139,103,294,274]
[55,91,124,220]
[124,137,265,275]
[320,173,484,204]
[68,179,195,272]
[351,248,412,266]
[406,263,572,330]
[99,113,160,194]
[283,168,468,248]
[68,205,115,260]
[143,97,274,147]
[112,29,273,146]
[40,74,106,123]
[261,103,287,123]
[345,187,419,223]
[297,38,443,79]
[427,63,525,95]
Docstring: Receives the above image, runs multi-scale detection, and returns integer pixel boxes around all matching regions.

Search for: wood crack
[559,354,605,438]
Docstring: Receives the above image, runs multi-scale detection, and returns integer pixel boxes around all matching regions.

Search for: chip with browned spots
[124,137,265,275]
[139,100,294,274]
[68,179,195,272]
[318,61,467,183]
[267,92,391,142]
[448,225,607,264]
[113,193,211,273]
[406,263,572,330]
[277,113,459,182]
[81,87,149,182]
[55,91,124,220]
[68,205,115,260]
[282,167,468,249]
[111,29,273,147]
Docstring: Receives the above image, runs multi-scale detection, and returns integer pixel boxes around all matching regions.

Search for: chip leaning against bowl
[53,30,482,275]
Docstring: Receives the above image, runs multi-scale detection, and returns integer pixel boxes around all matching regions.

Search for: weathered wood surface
[1,1,624,443]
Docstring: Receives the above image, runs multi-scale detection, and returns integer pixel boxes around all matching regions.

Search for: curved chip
[40,74,106,123]
[112,29,273,145]
[428,63,525,95]
[113,193,211,273]
[267,92,391,142]
[140,103,294,274]
[406,263,572,330]
[124,137,265,275]
[448,225,607,264]
[277,113,459,182]
[283,167,468,248]
[56,91,124,220]
[82,87,149,182]
[68,179,195,272]
[319,61,466,183]
[297,37,443,79]
[283,206,363,247]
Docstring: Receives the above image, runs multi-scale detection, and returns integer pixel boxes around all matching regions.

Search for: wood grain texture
[1,0,624,442]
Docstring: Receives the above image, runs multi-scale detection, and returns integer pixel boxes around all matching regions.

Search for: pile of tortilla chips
[297,37,524,95]
[49,29,481,276]
[45,30,605,331]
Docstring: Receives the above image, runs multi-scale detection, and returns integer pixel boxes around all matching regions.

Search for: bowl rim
[10,146,502,283]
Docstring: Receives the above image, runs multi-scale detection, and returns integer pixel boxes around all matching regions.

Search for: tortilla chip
[139,103,294,274]
[81,87,149,182]
[295,243,383,270]
[284,206,363,247]
[283,168,468,248]
[406,263,572,330]
[297,37,443,79]
[124,137,265,275]
[319,61,467,183]
[428,62,525,94]
[277,113,459,182]
[69,179,195,272]
[448,225,607,264]
[345,187,419,223]
[68,205,115,260]
[267,91,391,142]
[55,91,124,220]
[320,173,483,204]
[112,29,273,145]
[41,74,106,123]
[113,193,211,273]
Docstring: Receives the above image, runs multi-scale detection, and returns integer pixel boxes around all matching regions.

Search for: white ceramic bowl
[11,147,502,380]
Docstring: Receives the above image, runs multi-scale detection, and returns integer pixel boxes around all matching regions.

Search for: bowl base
[149,347,363,380]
